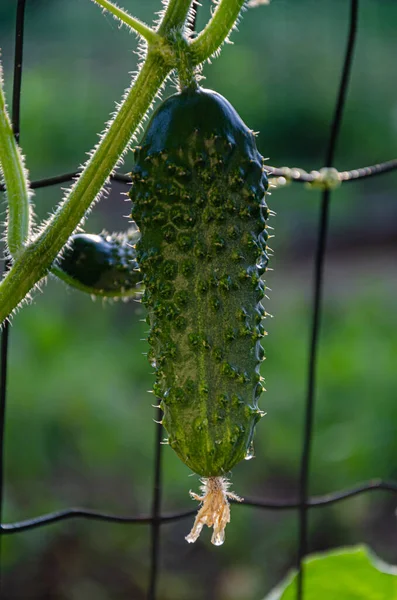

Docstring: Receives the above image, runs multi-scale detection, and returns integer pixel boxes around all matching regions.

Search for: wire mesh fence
[1,0,397,599]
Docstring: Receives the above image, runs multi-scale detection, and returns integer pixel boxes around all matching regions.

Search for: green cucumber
[130,86,270,544]
[57,229,141,297]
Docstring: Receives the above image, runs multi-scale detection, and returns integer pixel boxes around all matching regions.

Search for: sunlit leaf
[265,546,397,600]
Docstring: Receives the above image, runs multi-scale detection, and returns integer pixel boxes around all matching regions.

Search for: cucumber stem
[190,0,246,64]
[158,0,193,34]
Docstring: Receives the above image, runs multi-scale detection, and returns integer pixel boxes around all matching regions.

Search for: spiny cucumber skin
[130,87,269,478]
[59,230,141,293]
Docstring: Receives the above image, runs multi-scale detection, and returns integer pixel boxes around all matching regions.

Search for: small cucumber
[130,87,270,544]
[57,229,141,297]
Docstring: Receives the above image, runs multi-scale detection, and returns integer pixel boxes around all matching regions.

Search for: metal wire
[1,479,397,536]
[266,159,397,184]
[2,157,397,195]
[148,408,164,600]
[296,1,359,597]
[0,1,396,599]
[0,322,9,596]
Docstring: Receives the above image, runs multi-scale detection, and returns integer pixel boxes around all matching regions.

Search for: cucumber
[130,87,270,544]
[57,229,141,297]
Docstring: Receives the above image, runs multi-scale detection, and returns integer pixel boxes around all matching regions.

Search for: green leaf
[265,546,397,600]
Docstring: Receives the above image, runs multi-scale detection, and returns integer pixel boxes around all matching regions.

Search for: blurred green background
[1,0,397,598]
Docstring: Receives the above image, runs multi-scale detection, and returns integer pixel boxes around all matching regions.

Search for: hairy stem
[90,0,161,45]
[0,62,30,256]
[0,50,170,322]
[190,0,246,63]
[158,0,193,34]
[0,0,248,322]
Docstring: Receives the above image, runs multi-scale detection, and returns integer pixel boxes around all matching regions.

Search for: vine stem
[0,62,30,255]
[0,49,170,322]
[296,1,359,598]
[190,0,246,63]
[1,61,141,299]
[158,0,193,34]
[0,0,252,323]
[90,0,161,45]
